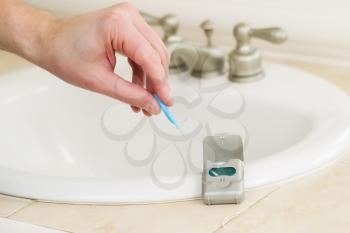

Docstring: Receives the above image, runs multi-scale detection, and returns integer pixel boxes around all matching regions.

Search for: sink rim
[0,62,350,204]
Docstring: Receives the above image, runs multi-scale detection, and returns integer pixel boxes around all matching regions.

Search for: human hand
[34,3,172,115]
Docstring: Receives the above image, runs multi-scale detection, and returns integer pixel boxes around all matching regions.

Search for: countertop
[0,51,350,233]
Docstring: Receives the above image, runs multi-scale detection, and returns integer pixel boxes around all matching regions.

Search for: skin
[0,0,173,115]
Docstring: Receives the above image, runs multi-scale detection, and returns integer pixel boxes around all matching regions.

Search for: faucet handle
[250,27,287,44]
[229,22,287,82]
[200,20,215,47]
[234,22,287,45]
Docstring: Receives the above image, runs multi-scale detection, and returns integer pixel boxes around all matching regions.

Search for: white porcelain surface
[0,56,349,203]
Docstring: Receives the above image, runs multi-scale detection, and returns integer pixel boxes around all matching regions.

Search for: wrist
[0,2,57,65]
[27,16,59,68]
[17,6,57,66]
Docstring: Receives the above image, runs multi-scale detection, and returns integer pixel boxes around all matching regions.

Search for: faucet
[142,11,287,81]
[141,12,198,74]
[228,22,287,82]
[140,12,182,44]
[191,20,225,78]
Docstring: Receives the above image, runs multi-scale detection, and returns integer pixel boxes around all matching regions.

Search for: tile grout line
[6,200,74,233]
[211,186,281,233]
[5,200,37,218]
[39,225,74,233]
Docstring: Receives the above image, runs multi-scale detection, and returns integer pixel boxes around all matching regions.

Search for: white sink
[0,56,350,204]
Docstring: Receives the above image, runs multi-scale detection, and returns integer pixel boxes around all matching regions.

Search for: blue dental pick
[153,93,180,129]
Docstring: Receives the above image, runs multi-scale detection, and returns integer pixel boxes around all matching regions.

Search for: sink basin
[1,56,350,204]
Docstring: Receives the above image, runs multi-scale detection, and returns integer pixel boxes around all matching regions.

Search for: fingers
[142,109,152,116]
[152,79,173,106]
[130,13,173,106]
[130,10,170,74]
[131,106,141,113]
[132,23,173,106]
[114,22,163,83]
[129,58,161,116]
[111,11,172,106]
[114,2,170,69]
[95,69,161,115]
[128,58,144,113]
[146,73,173,108]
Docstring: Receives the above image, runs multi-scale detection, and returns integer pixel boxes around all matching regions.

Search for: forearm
[0,0,55,64]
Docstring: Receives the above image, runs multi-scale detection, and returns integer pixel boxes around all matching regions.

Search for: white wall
[25,0,350,61]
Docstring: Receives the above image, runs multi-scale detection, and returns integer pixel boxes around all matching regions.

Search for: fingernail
[131,106,140,113]
[154,104,161,115]
[164,86,173,106]
[168,97,174,106]
[142,109,152,117]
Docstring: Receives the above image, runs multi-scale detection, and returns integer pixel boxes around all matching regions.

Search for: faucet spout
[167,43,199,74]
[140,12,201,75]
[140,12,182,44]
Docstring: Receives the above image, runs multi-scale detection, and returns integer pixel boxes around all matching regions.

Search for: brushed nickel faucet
[142,12,287,82]
[228,22,287,82]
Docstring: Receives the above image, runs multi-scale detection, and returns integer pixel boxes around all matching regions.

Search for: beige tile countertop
[0,51,350,233]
